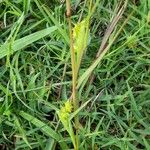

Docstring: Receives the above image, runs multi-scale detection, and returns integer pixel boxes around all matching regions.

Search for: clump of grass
[0,0,150,149]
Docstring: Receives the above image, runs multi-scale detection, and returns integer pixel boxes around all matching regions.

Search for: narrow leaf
[0,26,57,59]
[20,111,60,140]
[20,111,69,149]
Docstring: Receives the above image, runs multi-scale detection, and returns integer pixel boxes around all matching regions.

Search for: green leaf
[20,111,60,140]
[20,111,68,149]
[14,116,31,148]
[0,26,57,59]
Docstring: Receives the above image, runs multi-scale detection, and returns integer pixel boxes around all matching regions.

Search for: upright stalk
[66,0,79,149]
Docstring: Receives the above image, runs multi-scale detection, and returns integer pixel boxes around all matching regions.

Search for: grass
[0,0,150,149]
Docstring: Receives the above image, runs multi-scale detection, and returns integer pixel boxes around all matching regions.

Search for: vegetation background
[0,0,150,149]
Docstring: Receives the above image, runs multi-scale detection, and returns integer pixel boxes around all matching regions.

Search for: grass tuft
[0,0,150,149]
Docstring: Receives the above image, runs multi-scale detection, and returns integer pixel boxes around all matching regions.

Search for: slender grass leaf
[20,111,68,149]
[20,111,60,140]
[0,26,57,59]
[14,116,31,148]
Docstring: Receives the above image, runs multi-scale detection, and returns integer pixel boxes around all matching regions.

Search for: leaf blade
[0,26,57,59]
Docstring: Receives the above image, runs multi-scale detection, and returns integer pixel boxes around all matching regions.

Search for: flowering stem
[66,0,79,149]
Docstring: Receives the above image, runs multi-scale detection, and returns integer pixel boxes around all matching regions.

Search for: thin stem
[66,0,79,149]
[68,18,78,115]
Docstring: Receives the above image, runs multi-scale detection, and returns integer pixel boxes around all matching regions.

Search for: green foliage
[20,111,68,149]
[0,26,57,59]
[0,0,150,149]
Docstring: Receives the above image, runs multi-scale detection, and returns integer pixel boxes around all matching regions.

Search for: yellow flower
[59,101,72,120]
[65,101,72,113]
[73,19,88,53]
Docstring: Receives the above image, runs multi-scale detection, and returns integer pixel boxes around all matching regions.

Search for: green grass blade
[20,111,60,140]
[14,116,32,148]
[0,26,57,59]
[20,111,68,149]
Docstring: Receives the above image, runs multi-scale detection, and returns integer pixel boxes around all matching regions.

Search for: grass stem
[66,0,79,149]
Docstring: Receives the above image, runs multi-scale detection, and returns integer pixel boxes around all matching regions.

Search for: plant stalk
[66,0,79,149]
